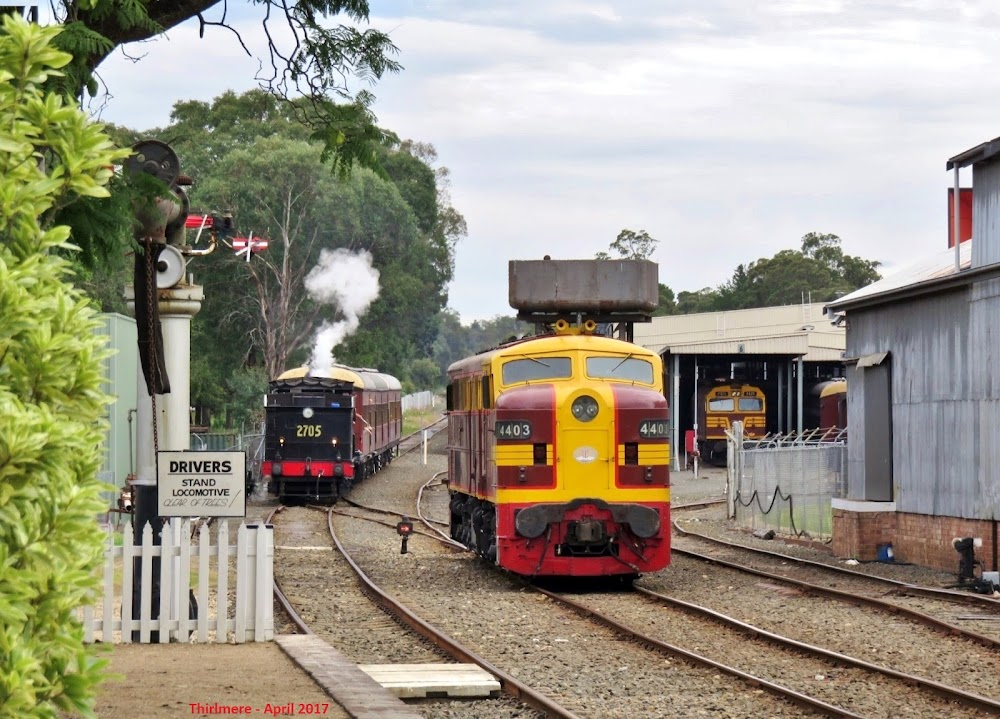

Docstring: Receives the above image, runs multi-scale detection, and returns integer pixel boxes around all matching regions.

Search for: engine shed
[633,304,847,470]
[822,134,1000,572]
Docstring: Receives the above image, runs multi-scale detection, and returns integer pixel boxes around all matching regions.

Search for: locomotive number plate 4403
[495,420,532,440]
[638,419,669,439]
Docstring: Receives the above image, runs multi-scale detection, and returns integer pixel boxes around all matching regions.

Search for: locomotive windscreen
[264,407,353,461]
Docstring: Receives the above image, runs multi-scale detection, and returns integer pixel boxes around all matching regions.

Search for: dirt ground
[90,642,346,719]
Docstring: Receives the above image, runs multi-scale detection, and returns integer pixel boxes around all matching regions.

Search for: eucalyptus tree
[186,133,459,420]
[596,228,677,315]
[673,232,883,314]
[42,1,400,176]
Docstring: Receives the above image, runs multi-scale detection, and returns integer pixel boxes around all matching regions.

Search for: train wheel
[472,503,496,561]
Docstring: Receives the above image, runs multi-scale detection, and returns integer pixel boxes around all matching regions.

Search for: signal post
[124,140,216,639]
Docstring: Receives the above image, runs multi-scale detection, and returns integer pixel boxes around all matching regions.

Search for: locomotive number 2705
[296,423,323,437]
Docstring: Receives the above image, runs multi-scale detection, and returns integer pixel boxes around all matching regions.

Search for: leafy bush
[0,15,130,719]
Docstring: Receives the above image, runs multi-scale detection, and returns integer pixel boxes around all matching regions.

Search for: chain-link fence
[726,422,847,540]
[188,431,266,500]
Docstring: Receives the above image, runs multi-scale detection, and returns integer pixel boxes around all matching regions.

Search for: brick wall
[833,509,998,573]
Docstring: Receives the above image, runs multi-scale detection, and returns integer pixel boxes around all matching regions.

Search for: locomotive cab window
[501,357,572,385]
[738,397,763,411]
[586,356,654,384]
[708,398,735,411]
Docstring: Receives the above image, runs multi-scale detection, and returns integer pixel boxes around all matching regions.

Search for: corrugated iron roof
[947,135,1000,170]
[825,240,971,312]
[633,303,845,361]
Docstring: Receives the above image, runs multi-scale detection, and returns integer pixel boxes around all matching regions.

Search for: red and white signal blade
[185,214,213,229]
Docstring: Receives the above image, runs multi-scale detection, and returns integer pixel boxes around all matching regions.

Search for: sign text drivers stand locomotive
[157,451,247,518]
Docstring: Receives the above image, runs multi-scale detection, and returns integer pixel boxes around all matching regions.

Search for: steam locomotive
[262,365,402,502]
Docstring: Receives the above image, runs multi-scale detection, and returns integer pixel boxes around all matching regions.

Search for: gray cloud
[94,1,1000,321]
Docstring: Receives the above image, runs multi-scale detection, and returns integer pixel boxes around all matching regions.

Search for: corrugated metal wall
[94,314,138,501]
[970,277,1000,516]
[847,289,1000,520]
[972,161,1000,268]
[846,364,865,499]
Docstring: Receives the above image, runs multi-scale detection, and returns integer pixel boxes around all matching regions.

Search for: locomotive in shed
[446,259,671,579]
[806,379,847,433]
[697,382,767,461]
[697,378,846,462]
[262,365,402,502]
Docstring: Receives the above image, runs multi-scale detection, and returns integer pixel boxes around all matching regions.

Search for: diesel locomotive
[262,365,402,502]
[697,382,767,461]
[446,318,671,578]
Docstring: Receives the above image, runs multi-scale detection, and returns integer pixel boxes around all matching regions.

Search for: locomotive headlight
[302,407,314,419]
[571,395,600,422]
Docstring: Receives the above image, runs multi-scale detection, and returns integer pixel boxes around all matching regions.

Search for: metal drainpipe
[993,519,998,572]
[777,360,784,434]
[692,354,699,448]
[786,362,792,434]
[796,356,804,435]
[672,354,680,472]
[954,165,961,273]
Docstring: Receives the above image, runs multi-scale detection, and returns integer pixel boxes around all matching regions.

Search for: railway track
[553,584,1000,718]
[270,432,1000,717]
[673,500,1000,609]
[420,481,1000,717]
[670,504,1000,647]
[269,423,564,719]
[331,485,839,717]
[269,503,575,718]
[332,471,1000,717]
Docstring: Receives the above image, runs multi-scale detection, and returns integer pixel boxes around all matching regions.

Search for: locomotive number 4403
[296,423,323,437]
[495,420,532,439]
[638,419,669,439]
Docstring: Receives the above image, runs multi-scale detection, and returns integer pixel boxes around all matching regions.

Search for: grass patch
[403,402,444,436]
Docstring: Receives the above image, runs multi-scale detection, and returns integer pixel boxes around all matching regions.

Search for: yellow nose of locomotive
[555,387,615,495]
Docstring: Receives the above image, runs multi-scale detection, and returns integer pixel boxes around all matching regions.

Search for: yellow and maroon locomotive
[697,382,767,460]
[447,259,671,578]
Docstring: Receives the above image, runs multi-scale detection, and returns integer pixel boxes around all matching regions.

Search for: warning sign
[156,451,247,517]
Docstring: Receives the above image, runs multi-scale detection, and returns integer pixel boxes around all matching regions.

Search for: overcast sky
[93,1,998,323]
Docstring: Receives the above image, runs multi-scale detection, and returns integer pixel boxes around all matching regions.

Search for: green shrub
[0,15,130,719]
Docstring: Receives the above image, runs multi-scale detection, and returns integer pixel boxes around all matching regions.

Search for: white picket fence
[80,519,273,644]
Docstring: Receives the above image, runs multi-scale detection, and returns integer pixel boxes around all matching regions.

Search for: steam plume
[305,248,380,372]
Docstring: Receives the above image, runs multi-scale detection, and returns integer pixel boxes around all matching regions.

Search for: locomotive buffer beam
[514,498,661,539]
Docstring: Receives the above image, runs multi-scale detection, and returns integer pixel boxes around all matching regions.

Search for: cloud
[94,2,1000,322]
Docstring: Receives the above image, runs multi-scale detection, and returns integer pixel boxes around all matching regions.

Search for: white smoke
[305,248,380,373]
